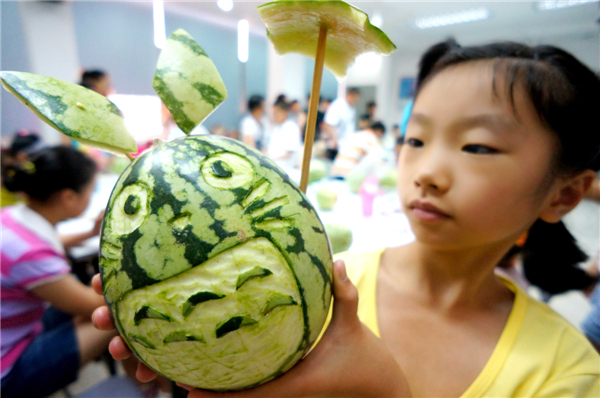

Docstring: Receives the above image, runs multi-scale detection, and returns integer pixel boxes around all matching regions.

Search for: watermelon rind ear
[0,71,137,155]
[153,29,228,135]
[257,0,397,78]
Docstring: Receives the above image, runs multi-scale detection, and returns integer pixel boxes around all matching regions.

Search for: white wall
[19,2,80,144]
[267,46,306,109]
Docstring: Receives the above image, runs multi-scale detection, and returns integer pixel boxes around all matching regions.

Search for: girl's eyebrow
[411,112,519,135]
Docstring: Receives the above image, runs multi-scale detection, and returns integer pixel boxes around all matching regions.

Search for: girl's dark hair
[79,69,107,90]
[416,39,600,294]
[3,146,97,201]
[248,95,264,112]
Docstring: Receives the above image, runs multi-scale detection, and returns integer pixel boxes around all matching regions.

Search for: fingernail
[336,261,348,282]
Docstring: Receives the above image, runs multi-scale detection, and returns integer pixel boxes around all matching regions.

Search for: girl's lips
[408,200,451,221]
[411,207,450,222]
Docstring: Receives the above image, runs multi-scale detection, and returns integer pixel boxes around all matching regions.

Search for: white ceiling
[162,0,599,54]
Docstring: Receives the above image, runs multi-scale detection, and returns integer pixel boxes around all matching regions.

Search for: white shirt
[240,114,269,150]
[324,97,356,143]
[267,120,301,169]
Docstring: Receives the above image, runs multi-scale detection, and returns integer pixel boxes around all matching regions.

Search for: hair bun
[2,163,31,193]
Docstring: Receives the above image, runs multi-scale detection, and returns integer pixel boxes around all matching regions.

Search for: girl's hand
[92,261,411,397]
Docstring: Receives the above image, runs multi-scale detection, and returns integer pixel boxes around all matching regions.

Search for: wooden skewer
[125,153,134,161]
[299,24,329,193]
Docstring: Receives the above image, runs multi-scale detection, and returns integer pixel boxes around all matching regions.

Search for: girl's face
[399,62,559,250]
[64,177,96,219]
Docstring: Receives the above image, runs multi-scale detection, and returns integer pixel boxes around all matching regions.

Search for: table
[305,178,415,253]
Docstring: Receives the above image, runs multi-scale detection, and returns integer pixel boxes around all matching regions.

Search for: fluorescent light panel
[218,0,234,12]
[238,19,249,63]
[371,13,383,28]
[153,0,166,49]
[415,8,490,29]
[537,0,599,10]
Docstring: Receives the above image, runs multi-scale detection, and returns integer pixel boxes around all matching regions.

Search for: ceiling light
[415,8,490,29]
[238,20,249,63]
[371,13,383,28]
[536,0,599,10]
[217,0,233,12]
[153,0,166,49]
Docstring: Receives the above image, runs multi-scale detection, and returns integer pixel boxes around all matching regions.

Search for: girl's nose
[413,156,451,193]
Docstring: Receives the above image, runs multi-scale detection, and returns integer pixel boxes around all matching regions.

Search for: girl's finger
[108,336,132,360]
[176,382,194,391]
[92,274,102,295]
[136,362,158,383]
[329,260,360,329]
[91,306,114,330]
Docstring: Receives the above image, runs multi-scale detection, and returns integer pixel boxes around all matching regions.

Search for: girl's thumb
[330,260,360,329]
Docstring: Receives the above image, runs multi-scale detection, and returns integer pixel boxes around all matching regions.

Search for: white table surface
[57,171,415,259]
[305,178,415,253]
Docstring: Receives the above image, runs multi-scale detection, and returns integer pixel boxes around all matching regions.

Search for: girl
[92,40,600,397]
[1,146,116,398]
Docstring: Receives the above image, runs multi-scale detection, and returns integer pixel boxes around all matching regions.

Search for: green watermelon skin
[100,136,333,390]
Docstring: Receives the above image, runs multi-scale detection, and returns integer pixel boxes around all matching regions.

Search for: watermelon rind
[153,29,228,134]
[257,0,397,78]
[0,71,137,155]
[100,135,333,390]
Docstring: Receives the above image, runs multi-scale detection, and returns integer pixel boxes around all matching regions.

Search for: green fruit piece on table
[153,29,228,134]
[346,170,367,193]
[0,71,137,155]
[379,168,397,190]
[100,135,333,391]
[257,0,397,78]
[316,187,338,211]
[308,159,327,183]
[324,224,353,254]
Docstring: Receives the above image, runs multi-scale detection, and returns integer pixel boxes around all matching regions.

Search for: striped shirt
[1,205,70,378]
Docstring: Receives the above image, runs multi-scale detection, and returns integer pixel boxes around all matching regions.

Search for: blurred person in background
[366,100,377,123]
[290,100,307,134]
[79,69,114,98]
[0,146,115,398]
[582,253,600,353]
[77,69,117,168]
[331,121,386,178]
[267,98,302,169]
[1,131,45,208]
[240,95,268,151]
[323,87,361,160]
[357,114,372,130]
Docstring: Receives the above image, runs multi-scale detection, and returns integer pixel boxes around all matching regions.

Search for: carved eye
[109,184,150,236]
[201,152,254,190]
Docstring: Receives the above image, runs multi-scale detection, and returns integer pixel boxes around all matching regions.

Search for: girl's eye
[462,144,499,155]
[405,138,424,148]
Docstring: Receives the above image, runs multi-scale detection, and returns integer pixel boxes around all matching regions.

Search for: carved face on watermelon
[100,135,333,391]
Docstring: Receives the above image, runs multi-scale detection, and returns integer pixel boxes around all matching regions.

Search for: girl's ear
[539,169,597,223]
[55,188,78,207]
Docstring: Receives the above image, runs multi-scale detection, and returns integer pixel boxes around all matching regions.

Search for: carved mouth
[116,237,304,390]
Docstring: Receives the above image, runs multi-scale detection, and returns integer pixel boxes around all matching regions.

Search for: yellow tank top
[334,250,600,398]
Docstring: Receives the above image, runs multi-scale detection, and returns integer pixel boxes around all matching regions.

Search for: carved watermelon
[100,135,333,391]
